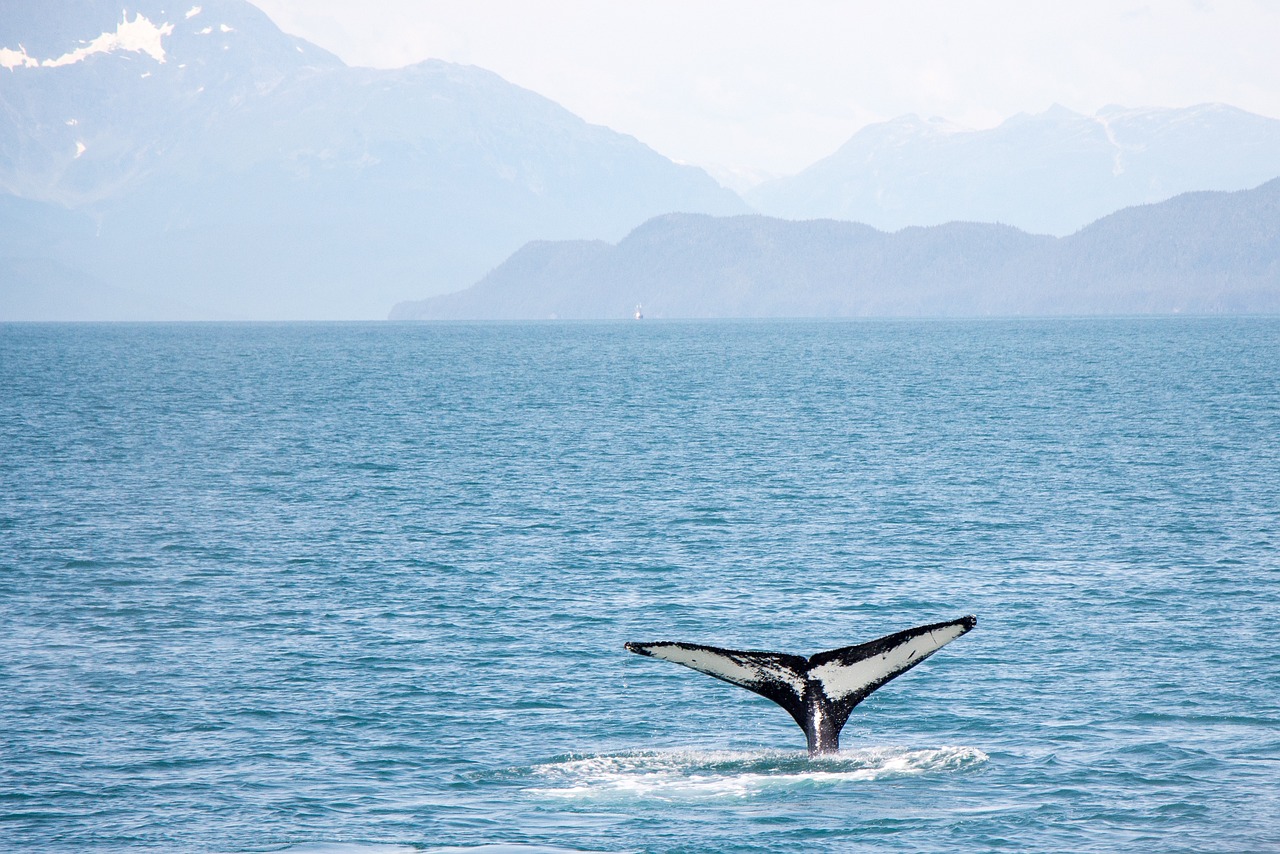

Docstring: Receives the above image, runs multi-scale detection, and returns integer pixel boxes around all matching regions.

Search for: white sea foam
[273,844,611,854]
[272,845,418,854]
[524,746,987,800]
[428,847,617,853]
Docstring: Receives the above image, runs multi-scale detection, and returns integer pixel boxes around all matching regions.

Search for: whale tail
[625,615,977,756]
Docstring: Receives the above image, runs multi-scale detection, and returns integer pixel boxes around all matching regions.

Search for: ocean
[2,319,1278,853]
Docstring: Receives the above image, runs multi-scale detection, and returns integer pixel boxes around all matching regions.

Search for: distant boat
[634,304,643,320]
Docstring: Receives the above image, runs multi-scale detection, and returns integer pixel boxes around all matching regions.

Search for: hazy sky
[252,1,1280,180]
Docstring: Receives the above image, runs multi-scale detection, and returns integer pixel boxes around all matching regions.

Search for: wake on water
[509,746,988,801]
[262,750,986,854]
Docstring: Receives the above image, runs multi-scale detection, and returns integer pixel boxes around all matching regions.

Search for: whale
[625,615,976,756]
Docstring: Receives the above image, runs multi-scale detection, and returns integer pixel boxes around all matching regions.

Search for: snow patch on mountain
[1092,113,1126,176]
[1,45,39,70]
[40,13,175,68]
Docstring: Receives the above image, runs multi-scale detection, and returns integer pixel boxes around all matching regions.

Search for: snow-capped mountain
[746,104,1280,236]
[0,0,745,319]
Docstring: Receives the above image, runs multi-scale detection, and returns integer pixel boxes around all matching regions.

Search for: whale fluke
[625,615,977,756]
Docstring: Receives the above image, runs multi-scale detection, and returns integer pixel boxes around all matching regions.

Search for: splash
[521,746,987,801]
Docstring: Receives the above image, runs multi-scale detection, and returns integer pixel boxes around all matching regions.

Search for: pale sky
[252,0,1280,182]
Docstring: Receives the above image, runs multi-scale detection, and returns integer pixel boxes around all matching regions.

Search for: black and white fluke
[625,616,977,756]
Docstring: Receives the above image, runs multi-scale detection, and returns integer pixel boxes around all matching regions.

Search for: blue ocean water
[2,319,1278,854]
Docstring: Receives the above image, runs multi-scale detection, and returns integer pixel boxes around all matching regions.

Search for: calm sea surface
[2,319,1278,853]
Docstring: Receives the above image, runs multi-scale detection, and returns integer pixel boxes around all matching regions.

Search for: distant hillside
[746,105,1280,236]
[391,179,1280,320]
[0,0,745,320]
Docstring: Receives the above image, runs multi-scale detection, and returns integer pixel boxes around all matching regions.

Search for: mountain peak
[2,8,172,70]
[747,103,1280,235]
[1,0,746,320]
[0,0,342,77]
[1041,102,1083,120]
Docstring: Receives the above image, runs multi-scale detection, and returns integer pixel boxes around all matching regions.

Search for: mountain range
[0,0,743,320]
[391,179,1280,320]
[746,104,1280,236]
[3,2,1279,321]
